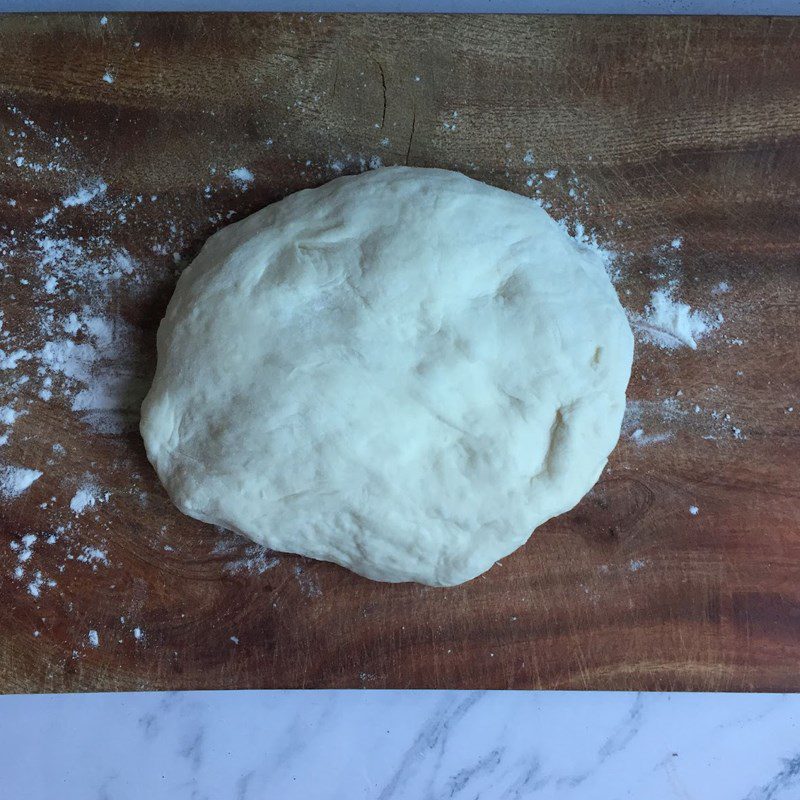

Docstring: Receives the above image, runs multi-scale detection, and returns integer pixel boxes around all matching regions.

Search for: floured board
[1,14,799,692]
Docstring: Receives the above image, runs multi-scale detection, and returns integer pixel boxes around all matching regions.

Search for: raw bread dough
[141,167,633,586]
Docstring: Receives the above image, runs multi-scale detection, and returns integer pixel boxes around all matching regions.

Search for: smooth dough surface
[141,167,633,586]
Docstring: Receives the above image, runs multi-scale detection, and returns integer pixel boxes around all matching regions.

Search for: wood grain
[1,14,799,692]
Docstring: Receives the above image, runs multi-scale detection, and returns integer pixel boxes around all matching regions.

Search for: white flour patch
[38,377,53,401]
[631,288,720,350]
[70,485,99,514]
[27,571,44,597]
[102,72,114,85]
[77,545,109,568]
[629,559,646,572]
[0,348,31,370]
[0,465,42,498]
[37,312,144,434]
[229,167,254,188]
[87,629,99,647]
[0,405,22,426]
[13,533,37,564]
[689,505,699,515]
[10,533,58,598]
[36,236,139,284]
[630,428,674,447]
[28,572,56,598]
[62,181,107,208]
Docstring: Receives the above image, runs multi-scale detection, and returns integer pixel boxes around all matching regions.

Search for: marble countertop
[2,689,798,798]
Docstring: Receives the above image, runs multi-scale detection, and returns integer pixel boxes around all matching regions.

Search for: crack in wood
[375,60,387,128]
[405,108,416,165]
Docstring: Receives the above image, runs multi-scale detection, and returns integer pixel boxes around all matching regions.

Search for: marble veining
[2,690,800,799]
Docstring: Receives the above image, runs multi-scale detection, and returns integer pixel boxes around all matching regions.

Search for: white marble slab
[1,690,798,799]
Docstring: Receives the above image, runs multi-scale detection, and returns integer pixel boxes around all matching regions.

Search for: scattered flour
[217,539,281,575]
[326,153,386,177]
[624,394,746,447]
[13,533,37,563]
[293,564,322,598]
[0,104,750,623]
[10,534,58,598]
[632,288,719,350]
[77,546,109,567]
[0,105,154,570]
[27,571,45,597]
[62,181,107,208]
[442,111,458,132]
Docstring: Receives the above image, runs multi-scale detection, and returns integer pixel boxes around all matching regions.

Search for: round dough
[141,167,633,586]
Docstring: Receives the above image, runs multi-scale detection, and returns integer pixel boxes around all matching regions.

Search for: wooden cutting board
[1,13,799,693]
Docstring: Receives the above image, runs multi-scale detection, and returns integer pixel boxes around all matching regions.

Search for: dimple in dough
[140,167,634,587]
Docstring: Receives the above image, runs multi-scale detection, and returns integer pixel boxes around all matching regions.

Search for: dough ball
[141,167,633,586]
